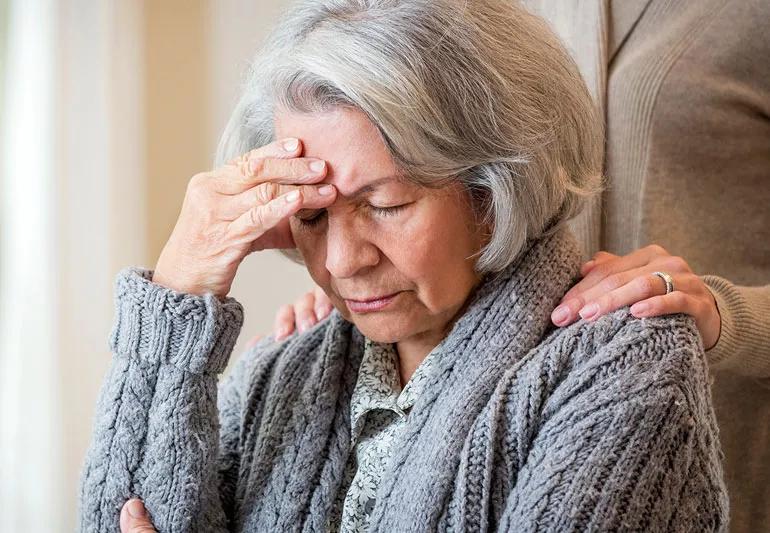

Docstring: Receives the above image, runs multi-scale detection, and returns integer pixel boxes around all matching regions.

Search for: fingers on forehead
[245,138,302,161]
[225,138,302,170]
[252,182,335,207]
[241,159,326,188]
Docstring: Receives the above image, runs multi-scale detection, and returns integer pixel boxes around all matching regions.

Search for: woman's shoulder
[497,308,710,418]
[544,306,705,377]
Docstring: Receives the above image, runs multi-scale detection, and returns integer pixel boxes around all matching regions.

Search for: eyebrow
[343,175,402,200]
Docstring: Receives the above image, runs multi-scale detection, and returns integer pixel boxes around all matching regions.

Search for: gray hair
[215,0,603,273]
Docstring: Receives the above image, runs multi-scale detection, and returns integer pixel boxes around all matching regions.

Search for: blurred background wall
[0,0,314,530]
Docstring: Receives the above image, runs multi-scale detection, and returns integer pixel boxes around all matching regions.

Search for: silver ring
[652,271,675,294]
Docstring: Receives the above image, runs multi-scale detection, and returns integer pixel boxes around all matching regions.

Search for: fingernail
[631,302,649,315]
[275,328,289,340]
[579,303,599,320]
[318,184,334,196]
[552,305,569,324]
[128,499,146,518]
[309,160,325,173]
[286,190,300,203]
[301,320,314,332]
[282,138,299,151]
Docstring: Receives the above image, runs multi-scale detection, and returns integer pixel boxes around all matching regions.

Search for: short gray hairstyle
[216,0,603,273]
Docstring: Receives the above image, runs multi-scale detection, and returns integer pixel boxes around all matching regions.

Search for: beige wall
[144,0,211,261]
[143,0,315,358]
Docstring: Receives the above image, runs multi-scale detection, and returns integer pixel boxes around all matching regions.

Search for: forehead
[273,107,400,196]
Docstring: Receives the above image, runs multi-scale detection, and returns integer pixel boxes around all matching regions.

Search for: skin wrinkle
[275,106,488,384]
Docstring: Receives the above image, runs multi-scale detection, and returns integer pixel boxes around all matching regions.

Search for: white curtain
[0,0,145,530]
[0,0,62,528]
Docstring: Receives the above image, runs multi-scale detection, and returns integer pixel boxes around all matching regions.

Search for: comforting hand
[120,499,156,533]
[271,286,334,341]
[151,137,337,298]
[550,244,722,349]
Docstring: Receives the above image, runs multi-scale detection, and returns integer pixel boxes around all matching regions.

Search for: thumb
[120,499,157,533]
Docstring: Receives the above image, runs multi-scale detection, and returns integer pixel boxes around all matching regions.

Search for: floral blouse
[327,338,441,532]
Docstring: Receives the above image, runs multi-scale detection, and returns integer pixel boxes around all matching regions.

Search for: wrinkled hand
[268,286,334,341]
[120,499,156,533]
[151,138,337,298]
[550,245,722,350]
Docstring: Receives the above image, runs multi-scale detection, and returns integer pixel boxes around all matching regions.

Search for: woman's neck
[394,279,484,386]
[394,333,444,388]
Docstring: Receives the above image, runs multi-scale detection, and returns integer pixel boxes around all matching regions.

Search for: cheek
[380,199,481,309]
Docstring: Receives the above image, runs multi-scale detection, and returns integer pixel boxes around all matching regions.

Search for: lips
[343,291,402,313]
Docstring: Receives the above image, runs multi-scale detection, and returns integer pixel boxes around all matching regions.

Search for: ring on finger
[651,271,675,294]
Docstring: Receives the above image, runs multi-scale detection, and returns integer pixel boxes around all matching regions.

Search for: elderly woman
[77,0,728,531]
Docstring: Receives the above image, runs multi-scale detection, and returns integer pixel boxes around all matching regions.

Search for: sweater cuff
[108,266,244,375]
[701,274,770,378]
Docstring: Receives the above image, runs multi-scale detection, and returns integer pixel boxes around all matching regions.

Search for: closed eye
[294,202,412,228]
[368,203,410,217]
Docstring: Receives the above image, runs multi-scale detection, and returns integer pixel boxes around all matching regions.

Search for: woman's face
[275,106,487,345]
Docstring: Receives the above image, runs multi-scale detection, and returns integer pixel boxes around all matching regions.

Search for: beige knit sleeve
[701,275,770,380]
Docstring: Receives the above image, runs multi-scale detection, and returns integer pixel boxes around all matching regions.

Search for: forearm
[77,267,244,533]
[702,276,770,379]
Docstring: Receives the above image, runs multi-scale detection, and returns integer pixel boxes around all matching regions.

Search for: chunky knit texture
[77,228,729,532]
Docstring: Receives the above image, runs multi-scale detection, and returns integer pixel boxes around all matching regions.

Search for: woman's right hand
[151,138,336,298]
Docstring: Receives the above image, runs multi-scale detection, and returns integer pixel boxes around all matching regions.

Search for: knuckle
[601,294,617,312]
[568,294,586,309]
[248,206,263,228]
[592,263,613,279]
[187,172,209,192]
[593,251,613,261]
[637,275,657,297]
[228,150,250,166]
[601,273,624,291]
[666,255,691,273]
[248,156,265,176]
[186,174,213,204]
[670,291,687,307]
[291,158,307,174]
[255,182,277,204]
[647,243,667,256]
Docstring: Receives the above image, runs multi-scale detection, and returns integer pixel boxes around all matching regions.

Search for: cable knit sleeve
[701,275,770,381]
[77,267,245,533]
[498,313,729,531]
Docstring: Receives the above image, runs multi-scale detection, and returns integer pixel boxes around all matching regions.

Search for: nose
[325,214,380,279]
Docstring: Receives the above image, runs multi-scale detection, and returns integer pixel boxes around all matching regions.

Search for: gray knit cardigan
[77,228,729,532]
